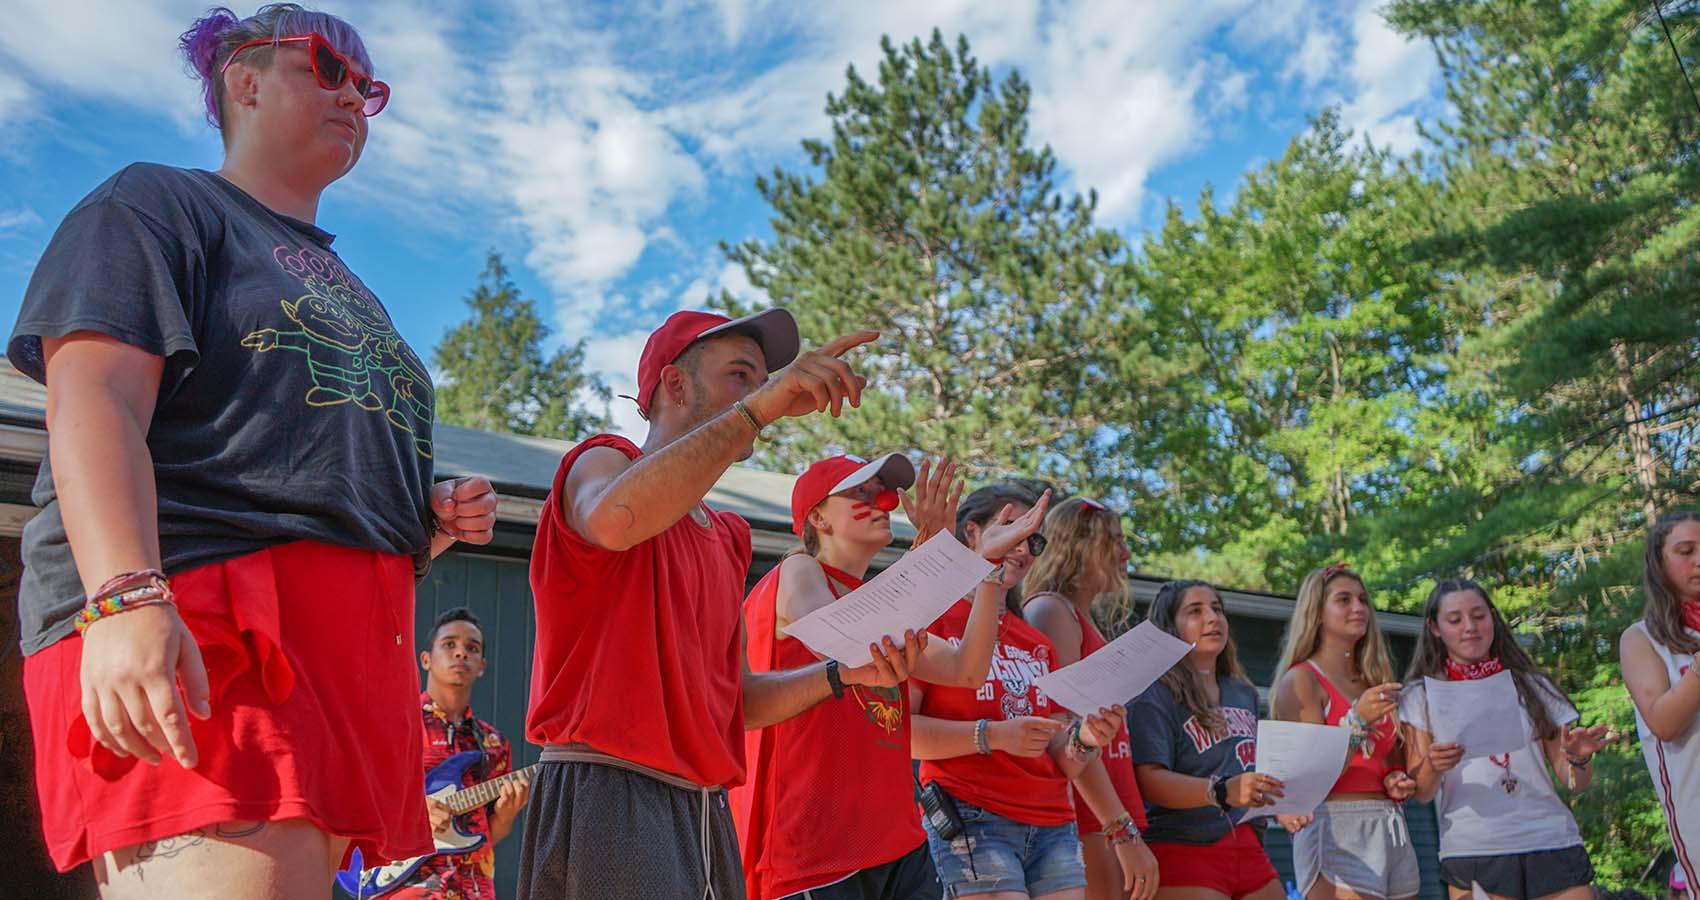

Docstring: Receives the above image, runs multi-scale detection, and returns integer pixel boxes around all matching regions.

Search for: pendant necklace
[1488,753,1518,795]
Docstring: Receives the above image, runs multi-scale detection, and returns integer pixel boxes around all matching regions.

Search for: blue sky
[0,0,1444,438]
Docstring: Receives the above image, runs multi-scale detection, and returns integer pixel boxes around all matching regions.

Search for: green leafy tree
[714,32,1160,496]
[433,252,610,440]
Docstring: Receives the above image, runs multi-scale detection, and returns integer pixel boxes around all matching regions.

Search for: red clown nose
[874,489,900,512]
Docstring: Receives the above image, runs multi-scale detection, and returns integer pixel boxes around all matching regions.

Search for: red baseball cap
[790,453,917,537]
[629,308,801,417]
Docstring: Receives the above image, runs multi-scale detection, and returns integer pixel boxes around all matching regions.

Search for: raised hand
[1353,682,1403,725]
[744,332,878,423]
[990,716,1066,757]
[841,631,928,688]
[80,603,211,769]
[1561,723,1618,760]
[431,476,498,545]
[899,457,963,546]
[975,490,1054,564]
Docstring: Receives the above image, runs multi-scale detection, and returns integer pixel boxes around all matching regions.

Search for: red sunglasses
[220,32,390,116]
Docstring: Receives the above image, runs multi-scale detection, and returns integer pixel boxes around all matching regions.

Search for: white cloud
[0,208,42,232]
[1284,28,1340,89]
[580,328,654,440]
[1340,0,1438,154]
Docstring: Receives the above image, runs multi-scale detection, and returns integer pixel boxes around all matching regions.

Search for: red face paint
[875,489,900,512]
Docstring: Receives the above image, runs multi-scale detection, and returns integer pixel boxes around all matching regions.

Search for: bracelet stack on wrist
[973,718,992,755]
[1344,708,1372,758]
[1066,718,1099,760]
[73,569,174,635]
[732,399,769,441]
[1566,753,1593,769]
[1103,813,1140,845]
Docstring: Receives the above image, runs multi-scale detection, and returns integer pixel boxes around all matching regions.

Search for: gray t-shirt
[9,164,436,654]
[1399,676,1583,858]
[1128,675,1261,845]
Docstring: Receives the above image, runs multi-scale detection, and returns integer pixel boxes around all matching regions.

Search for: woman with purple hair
[9,5,498,897]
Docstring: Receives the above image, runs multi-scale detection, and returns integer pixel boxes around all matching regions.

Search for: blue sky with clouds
[0,0,1444,438]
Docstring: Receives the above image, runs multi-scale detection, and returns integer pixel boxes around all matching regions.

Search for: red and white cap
[627,308,801,417]
[790,453,916,537]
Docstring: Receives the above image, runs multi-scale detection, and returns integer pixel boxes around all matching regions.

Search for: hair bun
[180,7,241,78]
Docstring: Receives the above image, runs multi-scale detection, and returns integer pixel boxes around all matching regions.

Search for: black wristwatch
[1210,775,1232,813]
[825,660,846,699]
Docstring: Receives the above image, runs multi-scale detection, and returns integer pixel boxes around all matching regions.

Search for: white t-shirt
[1628,621,1699,886]
[1400,676,1583,858]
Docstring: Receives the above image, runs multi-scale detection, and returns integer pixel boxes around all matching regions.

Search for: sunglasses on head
[220,32,390,117]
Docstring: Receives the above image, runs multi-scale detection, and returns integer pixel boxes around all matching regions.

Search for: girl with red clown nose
[737,455,1052,900]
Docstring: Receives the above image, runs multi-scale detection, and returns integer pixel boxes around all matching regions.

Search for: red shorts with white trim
[1147,823,1279,899]
[24,540,431,871]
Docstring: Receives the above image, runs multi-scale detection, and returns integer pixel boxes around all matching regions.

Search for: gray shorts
[1293,799,1421,900]
[515,758,745,900]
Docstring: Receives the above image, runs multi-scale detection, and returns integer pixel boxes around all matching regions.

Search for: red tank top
[917,601,1075,826]
[525,434,752,788]
[1068,605,1148,833]
[732,560,925,900]
[1299,660,1398,795]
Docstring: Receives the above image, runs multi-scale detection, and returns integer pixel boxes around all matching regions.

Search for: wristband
[825,660,845,699]
[1566,753,1592,769]
[982,563,1007,586]
[1207,774,1231,813]
[73,570,174,635]
[732,399,769,441]
[1103,813,1140,845]
[973,719,992,755]
[1067,718,1099,759]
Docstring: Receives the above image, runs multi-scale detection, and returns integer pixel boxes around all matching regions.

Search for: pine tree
[433,252,610,440]
[714,32,1157,497]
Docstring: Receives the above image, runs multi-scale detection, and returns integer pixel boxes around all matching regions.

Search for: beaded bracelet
[973,718,992,755]
[73,571,175,635]
[1344,708,1373,758]
[1103,814,1140,845]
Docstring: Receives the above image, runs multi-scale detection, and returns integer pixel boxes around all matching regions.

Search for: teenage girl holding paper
[1270,563,1420,900]
[911,483,1141,900]
[736,455,1050,900]
[1400,578,1617,900]
[1023,497,1160,900]
[1129,579,1285,900]
[1619,510,1700,890]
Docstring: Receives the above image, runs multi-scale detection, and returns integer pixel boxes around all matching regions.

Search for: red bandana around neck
[1444,656,1505,681]
[1682,600,1700,633]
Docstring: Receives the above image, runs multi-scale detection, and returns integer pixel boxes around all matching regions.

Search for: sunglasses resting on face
[220,32,390,116]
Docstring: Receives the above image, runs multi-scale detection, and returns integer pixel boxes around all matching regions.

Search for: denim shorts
[920,796,1086,898]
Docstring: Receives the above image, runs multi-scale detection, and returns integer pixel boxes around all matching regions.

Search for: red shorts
[25,540,431,872]
[1147,823,1279,899]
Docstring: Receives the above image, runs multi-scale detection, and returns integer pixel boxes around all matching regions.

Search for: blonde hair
[1272,566,1398,696]
[1023,497,1130,624]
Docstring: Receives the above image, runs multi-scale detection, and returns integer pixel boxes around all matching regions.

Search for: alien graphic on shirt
[241,245,434,458]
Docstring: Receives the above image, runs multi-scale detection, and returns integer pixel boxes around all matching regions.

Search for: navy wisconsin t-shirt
[1128,675,1261,844]
[9,164,436,654]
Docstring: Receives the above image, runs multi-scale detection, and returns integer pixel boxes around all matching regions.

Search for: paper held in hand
[783,533,994,667]
[1032,621,1193,715]
[1253,720,1352,817]
[1420,671,1529,759]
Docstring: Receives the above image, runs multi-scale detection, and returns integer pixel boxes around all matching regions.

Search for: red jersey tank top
[733,559,926,900]
[525,434,752,788]
[1300,660,1398,795]
[1069,604,1149,833]
[916,601,1075,826]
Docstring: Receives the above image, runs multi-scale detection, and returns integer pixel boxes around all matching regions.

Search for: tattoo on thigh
[215,821,267,839]
[129,830,208,880]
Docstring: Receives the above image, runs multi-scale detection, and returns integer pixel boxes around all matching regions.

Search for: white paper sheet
[1032,621,1194,715]
[783,533,994,667]
[1252,720,1351,817]
[1421,671,1529,759]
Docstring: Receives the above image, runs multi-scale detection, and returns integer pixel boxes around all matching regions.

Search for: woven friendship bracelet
[73,572,175,635]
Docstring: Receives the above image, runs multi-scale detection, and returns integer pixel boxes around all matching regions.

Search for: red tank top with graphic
[916,601,1075,826]
[1300,660,1398,795]
[1070,605,1149,833]
[732,560,925,900]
